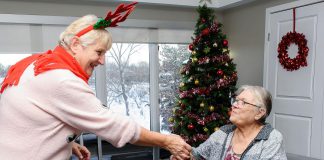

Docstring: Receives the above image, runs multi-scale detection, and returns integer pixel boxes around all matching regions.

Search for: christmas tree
[170,4,238,147]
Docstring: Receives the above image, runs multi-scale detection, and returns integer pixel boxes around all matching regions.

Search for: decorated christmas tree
[170,4,238,147]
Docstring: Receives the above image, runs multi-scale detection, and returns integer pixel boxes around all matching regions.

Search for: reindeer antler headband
[76,1,137,37]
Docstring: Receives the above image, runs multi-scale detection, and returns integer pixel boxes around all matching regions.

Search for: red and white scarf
[0,46,89,93]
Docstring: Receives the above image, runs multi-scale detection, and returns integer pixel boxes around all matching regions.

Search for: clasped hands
[164,134,193,160]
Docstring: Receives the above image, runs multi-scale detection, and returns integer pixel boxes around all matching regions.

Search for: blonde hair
[59,14,112,50]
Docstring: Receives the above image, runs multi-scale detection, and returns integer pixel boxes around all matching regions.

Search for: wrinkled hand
[72,142,91,160]
[164,134,192,160]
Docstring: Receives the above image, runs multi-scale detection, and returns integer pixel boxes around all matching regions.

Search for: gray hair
[59,14,112,50]
[235,85,272,124]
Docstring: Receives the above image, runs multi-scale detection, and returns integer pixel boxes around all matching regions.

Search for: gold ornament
[223,48,228,53]
[214,127,220,132]
[179,82,185,87]
[204,127,209,132]
[192,57,198,63]
[194,79,199,85]
[213,43,218,47]
[209,105,215,112]
[192,51,197,55]
[200,102,205,107]
[168,117,174,123]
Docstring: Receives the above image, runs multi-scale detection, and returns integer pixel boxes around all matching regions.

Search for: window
[105,43,150,129]
[158,44,190,134]
[88,71,96,93]
[101,43,152,158]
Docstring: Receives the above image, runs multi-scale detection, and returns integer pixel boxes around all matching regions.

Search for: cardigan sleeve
[192,139,212,160]
[43,76,141,148]
[192,130,226,160]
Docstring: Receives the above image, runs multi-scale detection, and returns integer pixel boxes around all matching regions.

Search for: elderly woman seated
[173,85,287,160]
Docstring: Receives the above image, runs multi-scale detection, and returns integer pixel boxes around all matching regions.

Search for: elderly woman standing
[0,3,191,160]
[190,85,287,160]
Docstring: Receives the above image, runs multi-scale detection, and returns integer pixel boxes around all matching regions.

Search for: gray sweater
[192,123,287,160]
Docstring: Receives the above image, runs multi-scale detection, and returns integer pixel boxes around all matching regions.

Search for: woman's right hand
[133,127,192,159]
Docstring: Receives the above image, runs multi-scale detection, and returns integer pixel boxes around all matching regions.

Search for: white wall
[0,0,200,29]
[0,0,194,19]
[222,0,295,86]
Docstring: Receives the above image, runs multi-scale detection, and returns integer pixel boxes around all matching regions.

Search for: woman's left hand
[72,142,91,160]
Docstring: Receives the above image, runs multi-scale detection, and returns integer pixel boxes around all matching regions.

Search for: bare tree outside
[105,43,150,121]
[159,44,190,133]
[105,43,190,131]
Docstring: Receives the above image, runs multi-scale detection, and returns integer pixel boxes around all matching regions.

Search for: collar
[220,123,274,140]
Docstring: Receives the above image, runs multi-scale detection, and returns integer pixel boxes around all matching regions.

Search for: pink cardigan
[0,64,141,160]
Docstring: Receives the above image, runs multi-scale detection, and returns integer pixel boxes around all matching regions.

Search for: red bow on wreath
[277,8,309,71]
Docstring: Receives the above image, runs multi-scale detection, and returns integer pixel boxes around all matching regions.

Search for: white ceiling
[1,0,258,10]
[86,0,257,9]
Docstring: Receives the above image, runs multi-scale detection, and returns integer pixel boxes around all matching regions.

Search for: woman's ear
[70,37,82,55]
[255,108,266,121]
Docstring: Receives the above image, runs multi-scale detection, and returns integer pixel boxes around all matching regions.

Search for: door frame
[264,0,324,159]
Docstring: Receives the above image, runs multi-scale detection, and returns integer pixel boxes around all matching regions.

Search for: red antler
[75,2,137,37]
[104,1,137,27]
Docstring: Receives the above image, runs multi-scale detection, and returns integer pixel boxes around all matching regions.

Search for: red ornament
[201,18,206,23]
[233,72,237,78]
[180,103,185,109]
[204,89,210,96]
[277,31,308,71]
[217,70,224,76]
[189,44,194,51]
[176,109,183,115]
[187,124,194,130]
[202,28,210,36]
[223,40,228,46]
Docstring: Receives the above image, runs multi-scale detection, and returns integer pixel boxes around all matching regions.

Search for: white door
[264,1,324,159]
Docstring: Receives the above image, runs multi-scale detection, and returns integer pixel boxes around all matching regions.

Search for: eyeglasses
[231,97,260,108]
